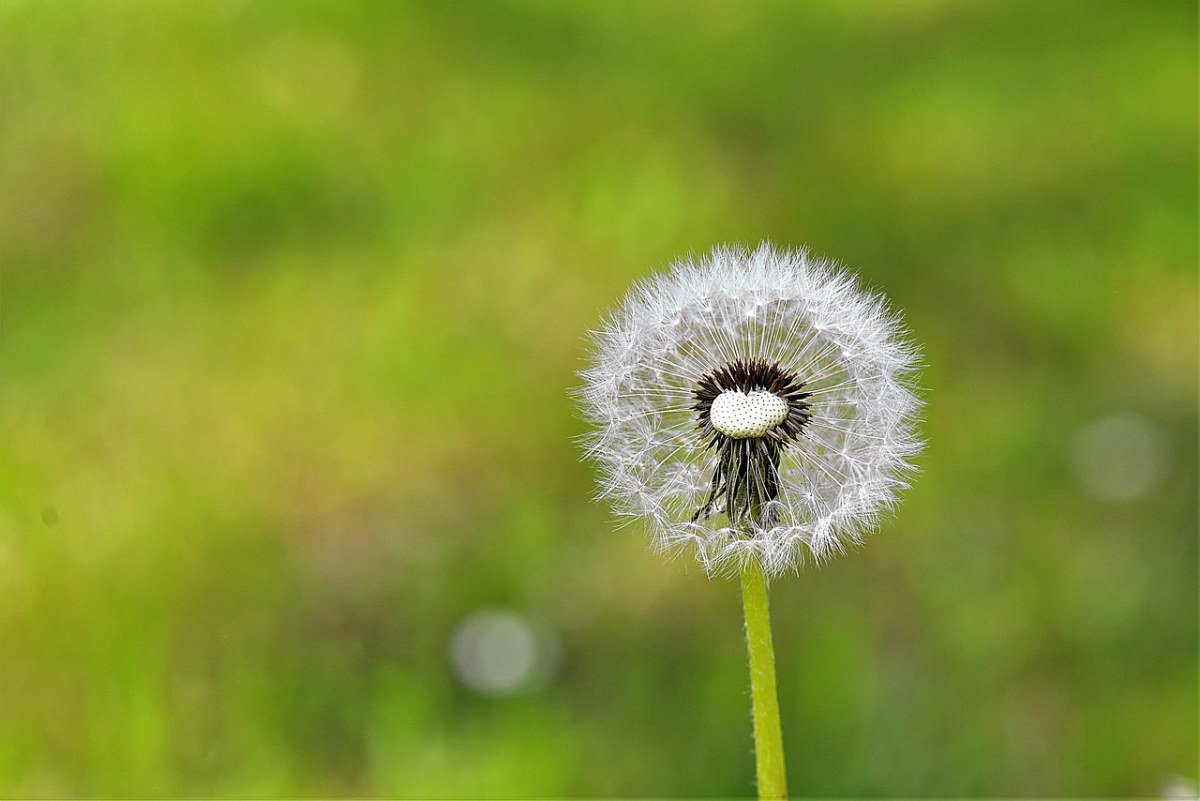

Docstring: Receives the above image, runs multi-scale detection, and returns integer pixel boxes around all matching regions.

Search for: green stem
[741,559,788,800]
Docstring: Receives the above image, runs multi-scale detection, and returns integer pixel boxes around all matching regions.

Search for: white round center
[710,390,789,439]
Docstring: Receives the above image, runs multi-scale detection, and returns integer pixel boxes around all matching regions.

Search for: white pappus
[578,242,924,578]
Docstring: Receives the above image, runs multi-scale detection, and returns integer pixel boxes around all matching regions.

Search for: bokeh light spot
[1070,413,1171,502]
[450,610,541,696]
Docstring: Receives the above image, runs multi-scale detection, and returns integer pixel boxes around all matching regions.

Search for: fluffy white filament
[579,243,924,578]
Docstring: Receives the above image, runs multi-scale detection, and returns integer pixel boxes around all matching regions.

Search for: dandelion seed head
[579,243,925,578]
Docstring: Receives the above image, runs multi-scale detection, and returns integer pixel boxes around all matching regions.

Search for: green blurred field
[1,1,1196,797]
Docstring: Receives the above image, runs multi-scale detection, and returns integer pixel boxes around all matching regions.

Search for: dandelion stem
[741,558,787,800]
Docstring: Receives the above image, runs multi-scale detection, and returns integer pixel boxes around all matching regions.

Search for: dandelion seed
[578,242,924,578]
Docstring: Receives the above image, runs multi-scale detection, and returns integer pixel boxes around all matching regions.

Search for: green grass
[1,1,1196,796]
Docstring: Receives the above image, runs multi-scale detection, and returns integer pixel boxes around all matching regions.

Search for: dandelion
[578,242,924,799]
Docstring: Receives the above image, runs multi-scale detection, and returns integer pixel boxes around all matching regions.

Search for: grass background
[1,0,1196,797]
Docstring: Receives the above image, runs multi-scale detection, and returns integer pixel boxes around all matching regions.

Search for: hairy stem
[741,559,787,800]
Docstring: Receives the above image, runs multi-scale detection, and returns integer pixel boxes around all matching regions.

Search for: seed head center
[710,390,789,439]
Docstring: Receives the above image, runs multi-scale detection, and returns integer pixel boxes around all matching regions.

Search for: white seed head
[710,391,788,439]
[577,242,925,578]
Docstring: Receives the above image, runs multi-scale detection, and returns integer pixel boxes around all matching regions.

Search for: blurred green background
[1,1,1196,797]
